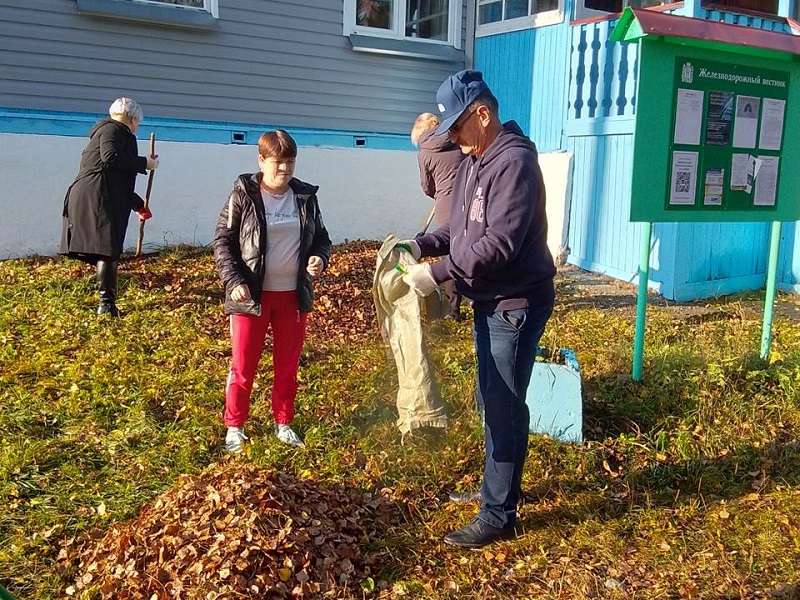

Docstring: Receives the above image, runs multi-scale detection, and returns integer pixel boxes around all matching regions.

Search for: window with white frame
[345,0,460,44]
[700,0,779,15]
[476,0,564,36]
[131,0,218,17]
[149,0,204,7]
[76,0,219,25]
[575,0,660,19]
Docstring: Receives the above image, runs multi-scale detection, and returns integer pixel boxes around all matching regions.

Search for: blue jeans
[473,304,552,529]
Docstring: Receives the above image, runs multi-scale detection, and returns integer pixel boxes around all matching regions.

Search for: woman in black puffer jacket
[213,129,331,453]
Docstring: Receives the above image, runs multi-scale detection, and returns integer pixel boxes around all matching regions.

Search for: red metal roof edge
[570,2,682,27]
[629,7,800,56]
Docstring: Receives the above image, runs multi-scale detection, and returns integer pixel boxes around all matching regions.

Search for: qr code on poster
[674,171,691,193]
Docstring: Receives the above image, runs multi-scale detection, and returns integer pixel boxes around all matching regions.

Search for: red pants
[224,290,307,427]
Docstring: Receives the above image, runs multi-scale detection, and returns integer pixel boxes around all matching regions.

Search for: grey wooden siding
[0,0,467,134]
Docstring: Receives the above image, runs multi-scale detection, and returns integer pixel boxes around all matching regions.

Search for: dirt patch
[556,264,800,323]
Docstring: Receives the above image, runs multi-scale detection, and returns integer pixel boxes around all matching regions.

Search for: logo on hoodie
[469,187,485,223]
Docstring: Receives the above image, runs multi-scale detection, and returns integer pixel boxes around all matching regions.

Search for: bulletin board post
[611,8,800,379]
[632,221,652,382]
[761,220,782,359]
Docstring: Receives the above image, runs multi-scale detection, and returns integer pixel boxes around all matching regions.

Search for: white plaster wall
[0,133,572,260]
[0,133,433,259]
[538,151,574,265]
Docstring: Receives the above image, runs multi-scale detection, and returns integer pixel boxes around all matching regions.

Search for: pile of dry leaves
[306,240,382,348]
[59,462,394,599]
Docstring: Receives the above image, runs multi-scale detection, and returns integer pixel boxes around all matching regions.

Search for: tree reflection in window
[357,0,392,29]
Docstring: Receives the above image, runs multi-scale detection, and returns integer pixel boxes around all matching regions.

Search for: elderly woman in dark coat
[60,97,159,317]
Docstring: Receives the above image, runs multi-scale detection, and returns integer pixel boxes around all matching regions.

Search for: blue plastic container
[526,348,583,443]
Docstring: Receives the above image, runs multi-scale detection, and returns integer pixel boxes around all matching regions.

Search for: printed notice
[703,168,724,206]
[731,153,755,194]
[754,156,779,207]
[669,151,698,206]
[704,90,733,146]
[674,89,704,145]
[732,96,760,148]
[758,98,785,151]
[731,154,765,195]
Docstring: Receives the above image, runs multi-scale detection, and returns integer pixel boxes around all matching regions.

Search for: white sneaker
[225,426,248,453]
[275,423,304,447]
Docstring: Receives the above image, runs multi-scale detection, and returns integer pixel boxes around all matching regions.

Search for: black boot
[443,518,516,548]
[96,259,119,317]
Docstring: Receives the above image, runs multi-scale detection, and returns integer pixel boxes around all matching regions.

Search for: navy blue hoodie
[417,121,556,312]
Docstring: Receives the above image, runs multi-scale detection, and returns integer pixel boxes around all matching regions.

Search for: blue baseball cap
[434,70,489,136]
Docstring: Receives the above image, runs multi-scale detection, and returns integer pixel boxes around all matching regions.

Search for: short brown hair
[410,112,440,147]
[258,129,297,159]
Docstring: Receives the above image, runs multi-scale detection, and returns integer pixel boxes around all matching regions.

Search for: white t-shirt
[261,187,301,291]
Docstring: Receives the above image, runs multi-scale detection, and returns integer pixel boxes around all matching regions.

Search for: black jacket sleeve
[131,192,145,212]
[212,191,250,293]
[98,126,148,174]
[308,197,332,270]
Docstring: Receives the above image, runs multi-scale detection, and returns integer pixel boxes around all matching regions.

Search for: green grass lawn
[1,244,799,599]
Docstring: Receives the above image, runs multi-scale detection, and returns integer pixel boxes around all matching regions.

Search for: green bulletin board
[612,9,800,375]
[667,59,789,213]
[630,39,800,223]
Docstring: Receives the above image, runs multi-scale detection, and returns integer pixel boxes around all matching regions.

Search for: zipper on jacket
[463,163,474,237]
[226,196,234,229]
[295,193,309,294]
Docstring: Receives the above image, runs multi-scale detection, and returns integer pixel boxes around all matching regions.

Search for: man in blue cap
[398,70,556,548]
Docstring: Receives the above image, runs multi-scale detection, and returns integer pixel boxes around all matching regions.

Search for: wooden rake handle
[135,133,156,256]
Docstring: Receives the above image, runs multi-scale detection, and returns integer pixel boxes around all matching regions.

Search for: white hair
[108,97,143,122]
[410,112,439,147]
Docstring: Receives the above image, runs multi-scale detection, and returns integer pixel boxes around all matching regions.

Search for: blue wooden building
[473,0,800,300]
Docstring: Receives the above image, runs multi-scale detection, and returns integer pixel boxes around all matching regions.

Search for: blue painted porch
[475,7,800,301]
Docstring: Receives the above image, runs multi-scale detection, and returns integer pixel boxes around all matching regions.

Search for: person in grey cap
[397,70,556,548]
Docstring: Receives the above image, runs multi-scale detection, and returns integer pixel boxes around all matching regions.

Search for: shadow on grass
[582,347,784,442]
[558,293,638,311]
[715,582,799,600]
